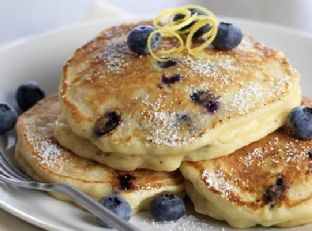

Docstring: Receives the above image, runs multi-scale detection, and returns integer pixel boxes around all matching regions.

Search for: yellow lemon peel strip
[181,5,216,17]
[147,6,218,60]
[169,5,217,33]
[147,30,184,62]
[186,17,218,56]
[153,8,190,30]
[153,8,200,32]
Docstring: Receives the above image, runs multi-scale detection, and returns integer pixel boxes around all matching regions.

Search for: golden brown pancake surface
[60,20,300,156]
[181,98,312,228]
[15,96,184,212]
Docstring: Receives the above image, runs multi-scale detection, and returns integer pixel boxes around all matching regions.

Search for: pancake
[180,97,312,228]
[54,114,183,171]
[60,21,301,162]
[15,96,184,213]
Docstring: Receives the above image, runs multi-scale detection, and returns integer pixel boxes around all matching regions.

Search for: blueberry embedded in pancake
[15,96,184,213]
[161,73,182,85]
[190,90,220,114]
[180,97,312,228]
[157,59,178,69]
[95,111,121,137]
[263,177,285,207]
[118,174,136,190]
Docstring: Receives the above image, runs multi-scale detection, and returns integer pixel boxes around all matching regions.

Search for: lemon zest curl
[147,5,218,61]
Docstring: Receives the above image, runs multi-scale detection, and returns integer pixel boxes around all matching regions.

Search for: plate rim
[0,15,311,53]
[0,199,63,231]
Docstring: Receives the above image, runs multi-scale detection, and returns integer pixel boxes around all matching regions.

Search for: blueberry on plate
[96,194,132,228]
[287,106,312,139]
[16,81,45,111]
[127,25,161,55]
[150,194,185,222]
[212,22,243,51]
[0,104,18,134]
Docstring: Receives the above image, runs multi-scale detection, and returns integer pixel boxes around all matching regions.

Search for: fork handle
[50,183,140,231]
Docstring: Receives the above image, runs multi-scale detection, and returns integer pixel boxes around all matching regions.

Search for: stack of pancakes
[15,21,312,228]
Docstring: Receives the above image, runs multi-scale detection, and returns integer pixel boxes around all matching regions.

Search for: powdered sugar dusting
[182,56,237,88]
[199,129,312,202]
[138,214,221,231]
[135,94,198,147]
[224,75,290,115]
[239,147,264,167]
[25,119,67,170]
[238,37,257,52]
[93,37,129,73]
[224,84,268,115]
[183,56,220,77]
[202,169,237,199]
[263,136,310,165]
[33,140,64,169]
[146,111,196,147]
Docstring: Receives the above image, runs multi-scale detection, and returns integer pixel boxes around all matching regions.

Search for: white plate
[0,18,312,231]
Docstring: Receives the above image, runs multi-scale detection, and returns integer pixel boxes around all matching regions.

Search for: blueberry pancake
[15,96,184,213]
[59,21,301,162]
[54,115,184,171]
[180,97,312,228]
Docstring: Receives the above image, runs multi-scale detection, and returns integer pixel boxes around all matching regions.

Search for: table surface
[1,0,312,230]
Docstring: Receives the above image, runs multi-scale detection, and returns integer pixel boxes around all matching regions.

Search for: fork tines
[0,151,32,181]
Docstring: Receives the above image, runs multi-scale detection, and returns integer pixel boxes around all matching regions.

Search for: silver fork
[0,151,141,231]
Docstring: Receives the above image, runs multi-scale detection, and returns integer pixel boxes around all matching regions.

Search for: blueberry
[193,24,211,38]
[95,111,121,136]
[175,113,192,127]
[150,194,185,222]
[161,74,181,85]
[173,8,204,22]
[173,9,210,38]
[157,59,178,69]
[96,195,132,228]
[16,82,45,111]
[205,101,220,114]
[127,25,161,55]
[276,177,284,187]
[190,90,211,105]
[176,113,191,123]
[118,174,136,190]
[190,90,220,114]
[263,177,285,207]
[212,22,243,51]
[287,106,312,139]
[0,104,18,134]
